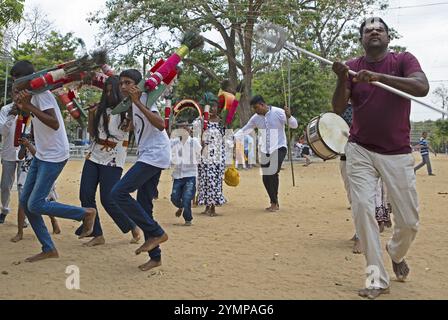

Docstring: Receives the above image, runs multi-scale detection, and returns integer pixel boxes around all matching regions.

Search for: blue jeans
[171,177,196,222]
[20,158,86,253]
[111,161,165,261]
[75,160,137,237]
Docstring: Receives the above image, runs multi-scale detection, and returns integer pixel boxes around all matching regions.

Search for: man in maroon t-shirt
[332,17,429,299]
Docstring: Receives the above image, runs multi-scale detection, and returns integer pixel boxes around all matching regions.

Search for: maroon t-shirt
[346,51,424,155]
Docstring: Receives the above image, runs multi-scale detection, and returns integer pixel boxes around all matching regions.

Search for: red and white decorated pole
[203,104,210,131]
[164,99,172,131]
[14,113,31,147]
[57,92,81,119]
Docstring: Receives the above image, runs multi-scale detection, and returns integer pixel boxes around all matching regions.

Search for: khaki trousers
[345,142,419,289]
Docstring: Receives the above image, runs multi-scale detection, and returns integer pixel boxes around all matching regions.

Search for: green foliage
[0,0,24,28]
[1,32,82,105]
[92,0,389,124]
[411,120,448,153]
[253,58,334,137]
[12,31,81,70]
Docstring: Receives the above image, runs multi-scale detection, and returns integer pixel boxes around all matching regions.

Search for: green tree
[1,31,83,105]
[432,119,448,153]
[0,0,24,28]
[90,0,320,123]
[433,85,448,121]
[91,0,388,124]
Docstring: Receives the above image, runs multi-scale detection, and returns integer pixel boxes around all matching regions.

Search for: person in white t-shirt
[11,133,61,243]
[170,121,202,226]
[111,69,170,272]
[12,60,97,263]
[0,103,22,223]
[74,75,142,247]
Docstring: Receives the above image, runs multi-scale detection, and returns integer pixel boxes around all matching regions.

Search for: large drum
[305,112,349,160]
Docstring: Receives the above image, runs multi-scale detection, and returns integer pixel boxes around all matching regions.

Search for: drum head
[318,113,349,154]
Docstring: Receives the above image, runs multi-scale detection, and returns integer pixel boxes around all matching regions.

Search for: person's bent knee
[27,199,45,215]
[110,184,126,202]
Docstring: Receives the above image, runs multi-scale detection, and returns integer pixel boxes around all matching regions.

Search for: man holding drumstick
[332,17,429,299]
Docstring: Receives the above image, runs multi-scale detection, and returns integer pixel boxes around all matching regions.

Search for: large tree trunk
[238,73,253,125]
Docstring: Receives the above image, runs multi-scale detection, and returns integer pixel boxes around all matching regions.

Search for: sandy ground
[0,154,447,300]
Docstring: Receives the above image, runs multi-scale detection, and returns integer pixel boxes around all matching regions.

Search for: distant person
[11,132,61,243]
[299,136,311,167]
[413,131,436,176]
[0,103,21,224]
[235,95,298,212]
[170,121,202,226]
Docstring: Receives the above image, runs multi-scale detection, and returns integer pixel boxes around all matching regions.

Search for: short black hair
[250,95,265,106]
[359,17,389,37]
[10,60,35,79]
[119,69,142,84]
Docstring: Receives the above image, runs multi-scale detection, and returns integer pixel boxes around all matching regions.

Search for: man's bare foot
[135,233,169,255]
[52,225,61,235]
[175,208,183,218]
[358,287,390,299]
[83,236,105,247]
[201,206,211,215]
[209,206,217,217]
[130,226,142,244]
[352,238,362,254]
[138,259,162,271]
[386,244,410,282]
[78,208,97,239]
[11,233,23,243]
[265,203,279,212]
[25,249,59,263]
[50,217,61,234]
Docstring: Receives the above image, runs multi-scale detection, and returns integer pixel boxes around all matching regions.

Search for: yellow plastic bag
[224,166,240,187]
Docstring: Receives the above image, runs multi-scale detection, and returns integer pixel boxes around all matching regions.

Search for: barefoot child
[11,135,61,242]
[170,121,202,226]
[111,69,170,271]
[12,60,97,262]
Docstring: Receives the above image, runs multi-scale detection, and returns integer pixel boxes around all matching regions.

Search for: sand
[0,154,447,300]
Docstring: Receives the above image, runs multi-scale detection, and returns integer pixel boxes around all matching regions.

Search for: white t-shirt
[0,104,19,161]
[132,93,171,169]
[31,91,69,163]
[170,136,202,179]
[87,109,129,168]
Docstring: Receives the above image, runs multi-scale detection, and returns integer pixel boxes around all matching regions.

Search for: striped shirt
[419,138,429,156]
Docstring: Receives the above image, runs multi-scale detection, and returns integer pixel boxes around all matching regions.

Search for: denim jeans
[20,158,86,253]
[75,160,137,237]
[170,176,196,222]
[111,161,165,261]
